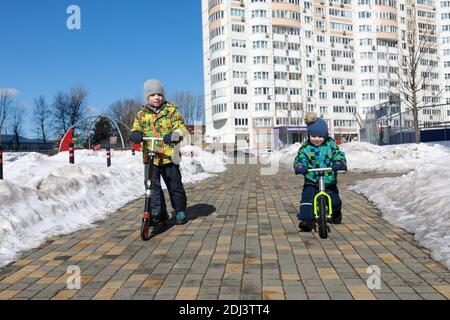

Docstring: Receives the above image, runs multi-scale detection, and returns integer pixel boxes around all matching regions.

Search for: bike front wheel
[317,196,328,239]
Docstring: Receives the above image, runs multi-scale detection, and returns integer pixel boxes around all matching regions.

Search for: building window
[232,55,246,63]
[255,118,272,127]
[234,86,248,95]
[254,87,270,95]
[232,24,245,33]
[235,118,249,127]
[254,71,269,80]
[255,103,271,111]
[231,8,245,17]
[234,102,248,110]
[232,39,246,48]
[251,10,267,18]
[212,103,227,114]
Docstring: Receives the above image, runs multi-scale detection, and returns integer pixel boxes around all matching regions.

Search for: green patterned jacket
[293,137,347,185]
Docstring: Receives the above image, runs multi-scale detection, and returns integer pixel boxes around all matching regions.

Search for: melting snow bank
[269,141,450,173]
[340,141,450,173]
[344,142,450,269]
[0,147,226,267]
[349,163,450,269]
[259,143,302,167]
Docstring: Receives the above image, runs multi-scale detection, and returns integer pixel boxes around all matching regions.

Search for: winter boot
[175,210,187,225]
[298,220,314,232]
[152,211,168,225]
[331,215,342,225]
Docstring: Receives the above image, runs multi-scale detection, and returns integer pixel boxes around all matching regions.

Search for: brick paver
[0,159,449,300]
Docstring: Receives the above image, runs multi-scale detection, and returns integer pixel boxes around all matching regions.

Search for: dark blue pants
[298,183,342,221]
[144,163,187,214]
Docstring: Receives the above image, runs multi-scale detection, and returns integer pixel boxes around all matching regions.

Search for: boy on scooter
[130,79,188,225]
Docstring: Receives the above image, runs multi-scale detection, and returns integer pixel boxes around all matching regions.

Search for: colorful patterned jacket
[132,102,187,166]
[293,137,347,186]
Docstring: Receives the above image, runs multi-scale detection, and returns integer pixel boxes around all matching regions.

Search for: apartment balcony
[212,111,229,123]
[212,118,227,130]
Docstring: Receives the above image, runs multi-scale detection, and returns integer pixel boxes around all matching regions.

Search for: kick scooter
[140,137,167,241]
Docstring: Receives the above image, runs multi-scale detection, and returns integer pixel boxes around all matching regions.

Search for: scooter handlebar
[142,137,164,152]
[142,137,164,141]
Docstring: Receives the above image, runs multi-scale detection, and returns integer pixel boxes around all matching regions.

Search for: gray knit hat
[143,79,165,102]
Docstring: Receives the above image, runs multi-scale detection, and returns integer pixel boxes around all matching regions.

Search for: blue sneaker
[175,210,187,225]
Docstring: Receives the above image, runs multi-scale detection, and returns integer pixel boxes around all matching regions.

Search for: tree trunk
[414,108,420,144]
[412,90,420,144]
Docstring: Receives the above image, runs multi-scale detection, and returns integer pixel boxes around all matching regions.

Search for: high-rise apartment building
[202,0,450,149]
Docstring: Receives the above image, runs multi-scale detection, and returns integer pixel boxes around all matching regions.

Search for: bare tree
[33,95,51,143]
[169,91,205,125]
[9,104,26,150]
[0,92,14,135]
[193,94,205,125]
[393,9,442,143]
[67,85,88,129]
[51,91,70,134]
[51,85,89,136]
[108,98,141,128]
[107,98,141,142]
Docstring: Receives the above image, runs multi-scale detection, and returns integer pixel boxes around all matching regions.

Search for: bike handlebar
[308,167,332,172]
[307,167,347,174]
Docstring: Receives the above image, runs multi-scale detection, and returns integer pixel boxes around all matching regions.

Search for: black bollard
[0,145,3,180]
[69,143,75,164]
[191,150,196,174]
[107,147,111,167]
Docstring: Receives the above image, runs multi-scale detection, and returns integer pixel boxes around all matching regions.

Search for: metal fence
[0,136,57,151]
[362,98,450,145]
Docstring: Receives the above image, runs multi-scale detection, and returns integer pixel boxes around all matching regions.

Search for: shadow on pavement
[186,203,217,221]
[150,203,216,236]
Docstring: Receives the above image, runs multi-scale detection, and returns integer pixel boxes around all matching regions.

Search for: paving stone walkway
[0,161,449,300]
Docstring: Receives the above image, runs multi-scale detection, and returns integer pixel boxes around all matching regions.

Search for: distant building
[185,124,206,146]
[0,135,57,151]
[202,0,450,149]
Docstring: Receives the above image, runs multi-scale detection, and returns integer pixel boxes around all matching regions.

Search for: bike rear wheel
[317,196,328,239]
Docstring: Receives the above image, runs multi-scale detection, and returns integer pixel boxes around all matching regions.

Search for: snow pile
[343,142,450,268]
[181,145,227,174]
[340,141,450,173]
[350,155,450,268]
[259,142,302,167]
[0,148,226,267]
[262,141,450,173]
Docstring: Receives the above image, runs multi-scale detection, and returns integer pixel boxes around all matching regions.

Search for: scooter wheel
[141,219,152,241]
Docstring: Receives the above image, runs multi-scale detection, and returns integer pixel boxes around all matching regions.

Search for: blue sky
[0,0,204,138]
